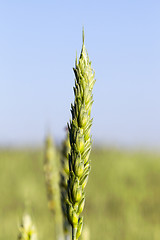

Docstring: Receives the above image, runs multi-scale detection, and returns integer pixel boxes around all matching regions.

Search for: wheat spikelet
[67,30,95,240]
[60,131,71,240]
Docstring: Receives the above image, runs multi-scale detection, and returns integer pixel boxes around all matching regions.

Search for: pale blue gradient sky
[0,1,160,148]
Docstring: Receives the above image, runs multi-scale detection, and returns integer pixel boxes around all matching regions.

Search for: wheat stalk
[60,131,71,240]
[44,135,63,240]
[18,214,37,240]
[67,30,95,240]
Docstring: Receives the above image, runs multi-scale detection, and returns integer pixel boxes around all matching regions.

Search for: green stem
[72,227,77,240]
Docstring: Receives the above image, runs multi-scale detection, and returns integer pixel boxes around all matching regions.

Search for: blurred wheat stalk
[44,135,63,240]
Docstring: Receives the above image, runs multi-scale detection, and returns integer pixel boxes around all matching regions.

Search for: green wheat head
[60,132,71,239]
[67,31,95,240]
[18,214,37,240]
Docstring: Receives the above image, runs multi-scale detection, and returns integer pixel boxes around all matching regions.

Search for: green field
[1,148,160,240]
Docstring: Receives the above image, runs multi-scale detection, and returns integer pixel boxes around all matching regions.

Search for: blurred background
[0,1,160,240]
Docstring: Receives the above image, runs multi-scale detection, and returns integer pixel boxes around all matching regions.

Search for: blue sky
[0,1,160,148]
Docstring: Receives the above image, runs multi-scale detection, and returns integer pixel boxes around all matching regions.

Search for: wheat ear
[60,131,71,240]
[44,135,63,240]
[18,214,37,240]
[67,30,95,240]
